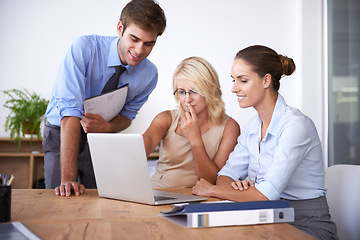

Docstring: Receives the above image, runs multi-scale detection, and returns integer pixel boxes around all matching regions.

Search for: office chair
[325,164,360,240]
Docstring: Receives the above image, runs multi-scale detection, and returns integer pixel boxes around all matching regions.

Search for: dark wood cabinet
[0,137,44,189]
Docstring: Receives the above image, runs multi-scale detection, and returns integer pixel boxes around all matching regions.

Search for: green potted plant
[2,88,49,151]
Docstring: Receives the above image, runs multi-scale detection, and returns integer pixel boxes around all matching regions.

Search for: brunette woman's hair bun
[235,45,296,92]
[279,55,296,76]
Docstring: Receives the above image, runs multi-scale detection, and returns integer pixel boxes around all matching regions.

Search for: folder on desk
[160,200,294,228]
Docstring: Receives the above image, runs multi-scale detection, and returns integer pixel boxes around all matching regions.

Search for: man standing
[43,0,166,196]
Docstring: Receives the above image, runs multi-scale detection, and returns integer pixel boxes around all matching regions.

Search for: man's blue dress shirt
[45,35,158,126]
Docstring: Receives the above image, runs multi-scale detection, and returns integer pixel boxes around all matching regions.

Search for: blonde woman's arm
[142,111,172,157]
[188,113,240,184]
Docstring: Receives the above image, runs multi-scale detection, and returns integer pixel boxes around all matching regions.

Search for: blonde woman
[143,56,240,188]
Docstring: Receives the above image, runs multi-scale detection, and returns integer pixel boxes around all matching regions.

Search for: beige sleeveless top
[151,110,230,188]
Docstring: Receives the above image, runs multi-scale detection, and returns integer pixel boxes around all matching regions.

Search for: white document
[84,84,128,122]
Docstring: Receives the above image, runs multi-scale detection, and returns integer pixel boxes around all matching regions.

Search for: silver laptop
[87,133,208,205]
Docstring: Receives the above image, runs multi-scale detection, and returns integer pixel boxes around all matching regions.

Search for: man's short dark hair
[120,0,166,36]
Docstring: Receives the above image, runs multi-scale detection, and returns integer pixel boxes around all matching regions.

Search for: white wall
[0,0,325,147]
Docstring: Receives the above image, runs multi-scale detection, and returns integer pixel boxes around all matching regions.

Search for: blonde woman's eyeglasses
[173,89,199,97]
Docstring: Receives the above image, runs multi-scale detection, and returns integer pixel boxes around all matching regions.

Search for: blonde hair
[172,57,225,125]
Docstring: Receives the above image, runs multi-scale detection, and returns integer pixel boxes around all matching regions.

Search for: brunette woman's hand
[231,179,255,191]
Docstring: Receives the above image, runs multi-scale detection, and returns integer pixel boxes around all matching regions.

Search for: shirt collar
[107,37,135,73]
[248,94,287,137]
[267,94,287,136]
[250,114,262,135]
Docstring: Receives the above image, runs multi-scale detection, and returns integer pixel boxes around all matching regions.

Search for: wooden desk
[10,189,315,240]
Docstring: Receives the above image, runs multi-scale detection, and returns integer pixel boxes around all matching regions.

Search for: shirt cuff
[255,180,280,200]
[60,108,83,120]
[217,168,237,181]
[119,110,135,121]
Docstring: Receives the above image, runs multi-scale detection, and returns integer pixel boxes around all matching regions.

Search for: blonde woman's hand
[180,104,202,143]
[192,178,214,197]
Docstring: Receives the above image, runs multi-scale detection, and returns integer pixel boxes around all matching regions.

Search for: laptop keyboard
[154,195,177,201]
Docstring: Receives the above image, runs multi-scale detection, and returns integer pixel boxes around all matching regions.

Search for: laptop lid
[87,133,207,205]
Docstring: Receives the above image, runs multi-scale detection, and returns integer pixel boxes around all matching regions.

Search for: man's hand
[55,180,86,197]
[80,113,110,133]
[59,117,83,196]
